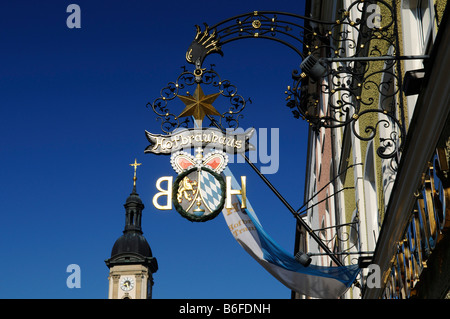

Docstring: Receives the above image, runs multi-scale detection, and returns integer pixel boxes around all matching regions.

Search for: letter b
[153,176,173,210]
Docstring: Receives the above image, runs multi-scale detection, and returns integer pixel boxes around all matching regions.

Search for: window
[401,0,436,122]
[363,141,379,250]
[402,0,436,54]
[416,0,434,52]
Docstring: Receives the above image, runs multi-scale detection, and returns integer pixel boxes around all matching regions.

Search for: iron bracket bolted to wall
[147,0,429,271]
[178,0,425,268]
[184,0,429,164]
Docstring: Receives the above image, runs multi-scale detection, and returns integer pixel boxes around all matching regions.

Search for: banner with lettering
[222,167,360,299]
[145,127,255,155]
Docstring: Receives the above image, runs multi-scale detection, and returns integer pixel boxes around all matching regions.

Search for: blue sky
[0,0,309,298]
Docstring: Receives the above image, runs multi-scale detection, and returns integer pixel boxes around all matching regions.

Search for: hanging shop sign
[152,149,247,222]
[146,126,251,222]
[145,75,252,222]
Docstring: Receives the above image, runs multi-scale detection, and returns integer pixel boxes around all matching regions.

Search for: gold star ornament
[177,84,222,124]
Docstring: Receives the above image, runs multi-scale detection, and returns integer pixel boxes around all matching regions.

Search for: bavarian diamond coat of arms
[171,150,228,222]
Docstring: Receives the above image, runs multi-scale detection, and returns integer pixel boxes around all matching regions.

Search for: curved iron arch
[183,1,409,163]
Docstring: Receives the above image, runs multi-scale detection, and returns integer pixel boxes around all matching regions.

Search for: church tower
[105,159,158,299]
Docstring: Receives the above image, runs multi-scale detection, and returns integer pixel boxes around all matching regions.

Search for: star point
[177,84,222,123]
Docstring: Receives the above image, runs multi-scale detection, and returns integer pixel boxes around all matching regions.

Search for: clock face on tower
[119,276,135,291]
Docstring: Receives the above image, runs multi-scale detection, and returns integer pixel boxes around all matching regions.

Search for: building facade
[294,0,449,298]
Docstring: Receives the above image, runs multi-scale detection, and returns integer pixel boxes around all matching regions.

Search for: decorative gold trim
[129,159,141,187]
[252,20,261,29]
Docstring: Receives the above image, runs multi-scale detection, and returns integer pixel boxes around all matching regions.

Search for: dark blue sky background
[0,0,309,298]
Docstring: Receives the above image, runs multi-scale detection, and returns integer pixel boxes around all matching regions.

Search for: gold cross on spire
[129,158,142,186]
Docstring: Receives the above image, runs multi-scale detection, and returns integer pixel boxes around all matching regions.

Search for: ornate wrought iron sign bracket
[183,1,429,165]
[145,0,429,271]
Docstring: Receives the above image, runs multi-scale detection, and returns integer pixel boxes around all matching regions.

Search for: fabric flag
[222,166,360,299]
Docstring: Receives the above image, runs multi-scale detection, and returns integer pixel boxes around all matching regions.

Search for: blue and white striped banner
[222,166,360,299]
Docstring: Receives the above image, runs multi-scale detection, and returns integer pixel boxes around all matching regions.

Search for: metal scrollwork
[146,67,249,134]
[284,0,405,162]
[180,1,407,161]
[146,0,426,165]
[350,110,404,160]
[184,1,397,62]
[311,221,364,265]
